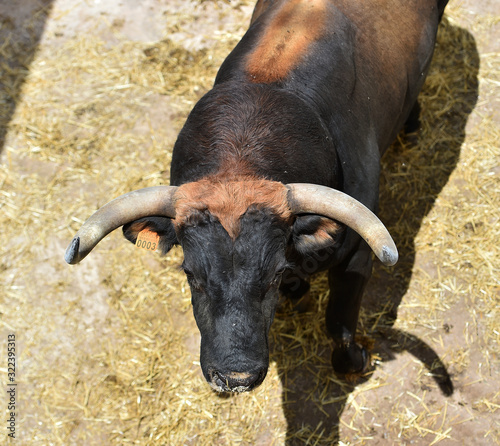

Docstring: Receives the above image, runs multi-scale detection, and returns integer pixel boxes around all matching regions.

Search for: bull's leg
[404,100,421,134]
[326,242,372,375]
[438,0,449,21]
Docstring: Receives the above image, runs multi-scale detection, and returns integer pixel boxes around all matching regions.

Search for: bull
[65,0,448,392]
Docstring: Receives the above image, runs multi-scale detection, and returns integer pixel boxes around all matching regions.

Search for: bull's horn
[286,183,398,266]
[65,186,178,265]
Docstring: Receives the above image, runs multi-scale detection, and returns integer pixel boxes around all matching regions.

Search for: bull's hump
[246,0,328,84]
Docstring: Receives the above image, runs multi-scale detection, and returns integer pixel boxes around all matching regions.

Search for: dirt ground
[1,0,499,445]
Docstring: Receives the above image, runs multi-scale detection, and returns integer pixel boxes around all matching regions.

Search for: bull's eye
[271,269,285,286]
[182,266,204,292]
[190,281,203,292]
[187,274,204,292]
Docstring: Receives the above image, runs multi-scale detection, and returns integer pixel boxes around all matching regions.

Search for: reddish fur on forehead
[174,177,292,238]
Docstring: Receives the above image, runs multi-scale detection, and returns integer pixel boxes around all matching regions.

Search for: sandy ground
[0,0,499,444]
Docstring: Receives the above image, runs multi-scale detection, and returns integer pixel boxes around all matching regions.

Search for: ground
[0,0,499,445]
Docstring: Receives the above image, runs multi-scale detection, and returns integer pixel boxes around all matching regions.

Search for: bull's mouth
[208,368,267,393]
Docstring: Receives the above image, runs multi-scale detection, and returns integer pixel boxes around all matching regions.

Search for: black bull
[65,0,448,392]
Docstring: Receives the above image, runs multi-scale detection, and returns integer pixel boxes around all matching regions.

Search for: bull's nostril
[212,371,230,391]
[210,368,267,392]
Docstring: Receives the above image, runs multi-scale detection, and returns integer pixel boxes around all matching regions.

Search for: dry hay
[0,0,499,445]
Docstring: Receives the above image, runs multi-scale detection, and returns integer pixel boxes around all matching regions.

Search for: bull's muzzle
[208,368,267,393]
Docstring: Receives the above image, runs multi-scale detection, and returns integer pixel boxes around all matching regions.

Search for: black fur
[178,207,290,385]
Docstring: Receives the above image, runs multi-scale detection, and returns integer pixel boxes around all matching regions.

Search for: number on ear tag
[135,229,159,252]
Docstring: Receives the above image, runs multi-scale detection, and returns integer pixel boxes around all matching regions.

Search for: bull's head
[65,179,397,392]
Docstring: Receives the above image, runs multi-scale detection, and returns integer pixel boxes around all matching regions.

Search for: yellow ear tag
[135,229,160,252]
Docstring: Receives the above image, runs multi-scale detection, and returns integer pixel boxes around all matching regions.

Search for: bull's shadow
[0,0,54,155]
[269,18,479,445]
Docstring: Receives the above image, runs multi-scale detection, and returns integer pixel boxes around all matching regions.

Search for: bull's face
[123,203,292,393]
[178,207,289,392]
[122,202,344,393]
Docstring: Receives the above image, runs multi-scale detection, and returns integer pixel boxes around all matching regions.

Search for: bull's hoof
[331,343,369,376]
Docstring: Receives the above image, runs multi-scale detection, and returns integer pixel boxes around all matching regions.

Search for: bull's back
[217,0,444,151]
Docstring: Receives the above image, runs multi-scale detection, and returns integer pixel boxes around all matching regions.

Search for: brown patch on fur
[126,220,150,237]
[296,217,342,252]
[316,218,342,237]
[246,0,328,83]
[302,218,342,241]
[174,176,292,238]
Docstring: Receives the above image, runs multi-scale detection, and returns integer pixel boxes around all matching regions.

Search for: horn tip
[65,236,81,265]
[380,245,398,266]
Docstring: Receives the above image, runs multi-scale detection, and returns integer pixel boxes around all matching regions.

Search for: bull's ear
[292,215,345,255]
[123,216,178,255]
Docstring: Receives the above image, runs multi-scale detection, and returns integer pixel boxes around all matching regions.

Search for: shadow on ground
[0,0,54,154]
[270,17,479,445]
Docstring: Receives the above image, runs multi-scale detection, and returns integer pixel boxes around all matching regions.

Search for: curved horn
[286,183,398,266]
[65,186,178,265]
